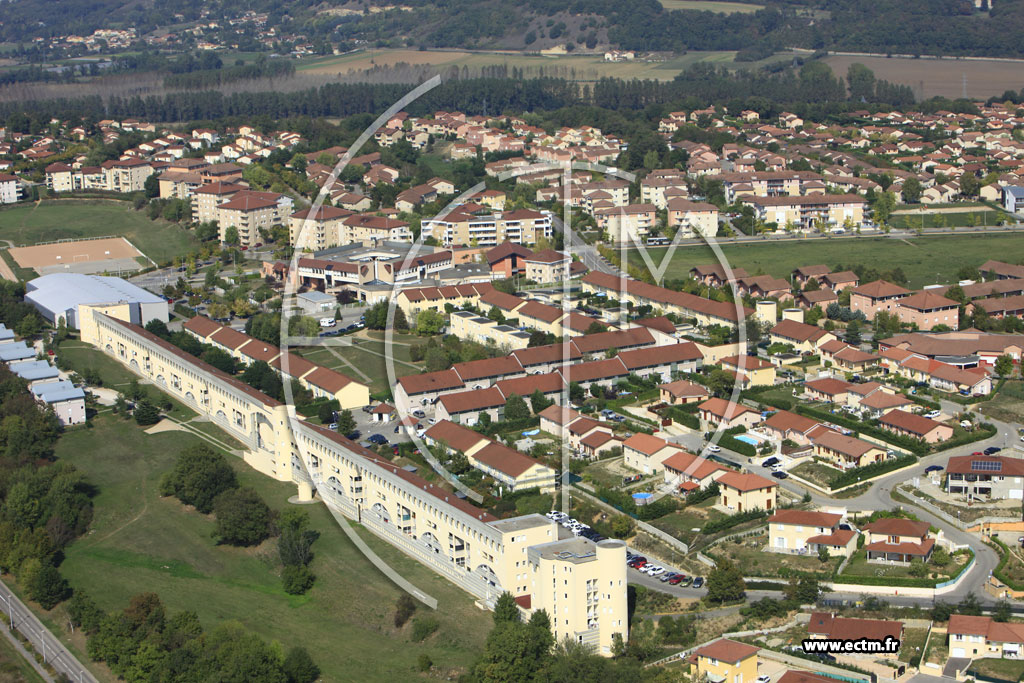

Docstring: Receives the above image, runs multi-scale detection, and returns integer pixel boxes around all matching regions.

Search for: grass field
[298,335,425,396]
[630,233,1024,289]
[822,54,1024,100]
[790,461,843,489]
[0,200,199,266]
[898,627,929,663]
[51,415,492,682]
[297,48,793,82]
[0,632,46,683]
[890,209,1004,229]
[658,0,764,11]
[980,381,1024,424]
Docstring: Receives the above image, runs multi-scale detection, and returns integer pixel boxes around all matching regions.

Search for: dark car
[924,465,944,473]
[762,457,780,468]
[771,471,789,479]
[984,447,1002,455]
[346,430,361,441]
[368,434,389,445]
[692,577,704,588]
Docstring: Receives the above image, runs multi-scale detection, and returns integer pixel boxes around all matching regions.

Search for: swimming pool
[734,434,763,446]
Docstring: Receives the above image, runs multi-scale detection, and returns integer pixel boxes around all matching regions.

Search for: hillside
[3,0,1024,59]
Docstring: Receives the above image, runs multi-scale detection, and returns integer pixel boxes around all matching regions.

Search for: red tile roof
[692,639,759,663]
[717,471,777,492]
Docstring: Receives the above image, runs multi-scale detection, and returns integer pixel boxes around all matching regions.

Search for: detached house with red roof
[948,614,1024,659]
[879,409,953,444]
[688,639,759,683]
[623,433,683,475]
[861,517,937,564]
[768,509,857,557]
[698,398,761,431]
[717,472,777,512]
[662,450,729,494]
[807,612,903,657]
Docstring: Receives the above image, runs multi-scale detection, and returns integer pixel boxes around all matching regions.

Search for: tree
[707,368,734,397]
[957,592,982,616]
[589,383,604,399]
[159,445,238,514]
[224,226,240,245]
[995,354,1014,378]
[283,646,320,683]
[845,320,862,345]
[784,575,820,604]
[817,545,830,564]
[281,565,315,595]
[585,321,605,335]
[133,400,161,426]
[213,487,273,546]
[530,389,552,414]
[901,177,922,204]
[504,393,531,421]
[317,403,335,424]
[493,592,520,624]
[994,600,1012,623]
[568,382,584,404]
[335,409,356,436]
[706,558,745,603]
[908,558,929,577]
[28,563,70,609]
[416,309,445,336]
[930,546,950,567]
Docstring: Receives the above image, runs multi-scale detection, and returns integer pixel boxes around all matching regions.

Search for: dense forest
[0,62,917,131]
[2,0,1024,58]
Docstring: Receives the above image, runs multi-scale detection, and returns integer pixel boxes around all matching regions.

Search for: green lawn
[52,415,492,682]
[980,380,1024,424]
[298,337,424,396]
[969,657,1024,681]
[890,209,1005,229]
[840,549,956,582]
[630,233,1024,289]
[0,200,199,265]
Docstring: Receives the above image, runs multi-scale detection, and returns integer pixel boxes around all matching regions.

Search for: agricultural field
[630,233,1024,289]
[822,54,1024,100]
[297,48,794,82]
[658,0,764,12]
[0,200,199,266]
[51,414,492,682]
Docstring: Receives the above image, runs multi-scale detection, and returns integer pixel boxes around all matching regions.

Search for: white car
[925,410,941,419]
[705,445,721,453]
[646,566,664,577]
[756,676,771,683]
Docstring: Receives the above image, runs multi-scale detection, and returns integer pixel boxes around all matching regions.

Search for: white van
[319,317,334,328]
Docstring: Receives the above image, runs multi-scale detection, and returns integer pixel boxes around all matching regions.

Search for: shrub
[160,445,238,513]
[212,487,273,546]
[283,646,320,683]
[417,653,433,672]
[394,594,417,627]
[133,400,161,426]
[281,565,315,595]
[828,455,916,489]
[411,616,439,642]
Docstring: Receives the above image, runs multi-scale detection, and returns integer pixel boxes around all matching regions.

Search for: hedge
[173,303,196,319]
[907,394,941,411]
[828,455,917,490]
[719,433,757,457]
[744,580,786,591]
[990,537,1024,591]
[666,406,700,430]
[936,422,997,452]
[701,509,767,534]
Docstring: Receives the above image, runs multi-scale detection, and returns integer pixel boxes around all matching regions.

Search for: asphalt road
[0,578,97,682]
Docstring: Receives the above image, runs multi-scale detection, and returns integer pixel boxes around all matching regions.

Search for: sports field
[822,54,1024,99]
[629,233,1024,289]
[8,236,148,277]
[658,0,764,12]
[298,48,793,81]
[52,414,492,682]
[0,200,198,267]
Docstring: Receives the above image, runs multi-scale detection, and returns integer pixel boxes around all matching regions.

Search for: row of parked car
[545,511,607,543]
[625,552,703,588]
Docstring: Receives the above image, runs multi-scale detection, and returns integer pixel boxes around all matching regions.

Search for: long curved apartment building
[80,311,628,654]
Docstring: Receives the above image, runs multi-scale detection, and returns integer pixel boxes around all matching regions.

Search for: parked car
[346,430,361,441]
[924,465,944,473]
[757,675,772,683]
[367,434,389,445]
[925,410,941,419]
[705,445,721,453]
[659,572,677,583]
[762,457,780,468]
[668,574,685,585]
[677,575,692,586]
[771,471,788,479]
[984,446,1002,455]
[692,577,704,588]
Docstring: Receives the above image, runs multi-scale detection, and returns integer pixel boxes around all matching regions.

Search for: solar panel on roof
[971,460,1002,472]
